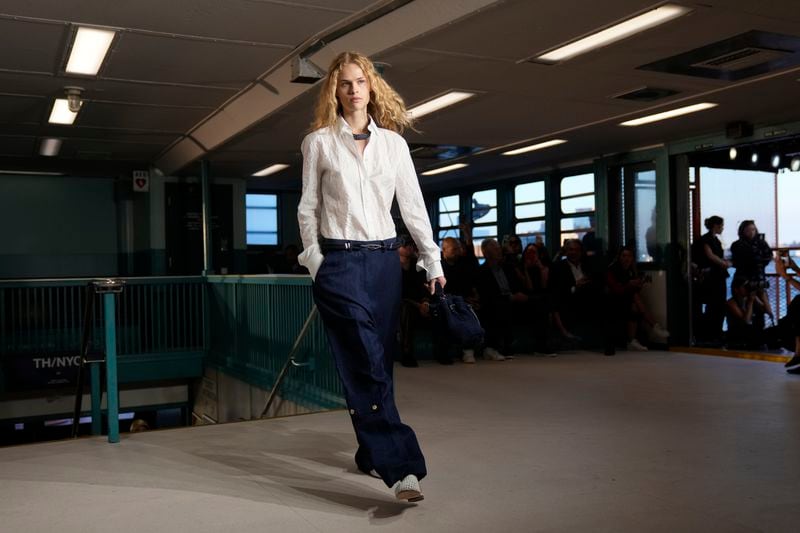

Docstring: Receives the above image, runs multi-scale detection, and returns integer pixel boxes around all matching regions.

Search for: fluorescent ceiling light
[48,99,80,125]
[252,163,289,177]
[421,163,468,176]
[407,91,476,119]
[502,139,567,156]
[620,102,717,126]
[39,138,62,157]
[66,27,116,75]
[535,4,691,63]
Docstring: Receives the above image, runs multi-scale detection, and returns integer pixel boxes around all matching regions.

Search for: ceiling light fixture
[65,26,116,75]
[620,102,718,126]
[533,4,692,64]
[771,154,781,168]
[39,138,62,157]
[751,151,759,165]
[251,163,289,177]
[790,156,800,172]
[421,163,469,176]
[502,139,567,156]
[728,147,737,160]
[407,91,476,119]
[48,99,79,125]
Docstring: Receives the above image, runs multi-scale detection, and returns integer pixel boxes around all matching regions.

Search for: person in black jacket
[441,235,481,363]
[775,252,800,373]
[475,238,528,360]
[731,220,774,321]
[549,239,603,343]
[693,216,731,343]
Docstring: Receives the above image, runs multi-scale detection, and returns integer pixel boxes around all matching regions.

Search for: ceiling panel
[0,135,36,158]
[103,32,288,87]
[0,18,66,73]
[0,0,376,44]
[77,102,209,132]
[0,94,48,125]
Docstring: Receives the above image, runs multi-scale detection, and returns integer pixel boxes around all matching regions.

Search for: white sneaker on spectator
[627,339,649,351]
[394,474,424,502]
[484,347,506,361]
[650,323,670,342]
[462,349,476,364]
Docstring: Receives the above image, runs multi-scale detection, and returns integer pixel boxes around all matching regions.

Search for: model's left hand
[428,276,446,294]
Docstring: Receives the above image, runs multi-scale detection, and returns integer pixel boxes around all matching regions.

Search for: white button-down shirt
[297,115,443,281]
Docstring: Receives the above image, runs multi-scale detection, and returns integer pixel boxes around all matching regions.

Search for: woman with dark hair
[730,220,774,321]
[694,215,730,342]
[606,247,669,351]
[297,51,445,501]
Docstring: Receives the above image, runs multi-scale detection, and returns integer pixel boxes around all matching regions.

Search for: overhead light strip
[39,138,62,157]
[252,163,290,177]
[66,26,116,75]
[48,99,79,125]
[620,102,718,126]
[502,139,567,156]
[421,163,468,176]
[407,91,476,119]
[534,4,692,64]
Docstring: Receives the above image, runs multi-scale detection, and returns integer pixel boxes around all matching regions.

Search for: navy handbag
[427,283,484,346]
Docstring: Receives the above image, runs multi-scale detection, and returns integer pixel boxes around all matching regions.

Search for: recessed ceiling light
[39,138,62,157]
[66,26,116,75]
[420,163,468,176]
[407,91,476,119]
[48,98,80,125]
[252,163,289,177]
[751,151,759,164]
[771,154,781,168]
[728,147,737,160]
[502,139,567,156]
[620,102,717,126]
[790,156,800,172]
[534,4,692,63]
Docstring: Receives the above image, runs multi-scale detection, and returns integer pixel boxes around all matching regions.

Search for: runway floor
[1,350,799,532]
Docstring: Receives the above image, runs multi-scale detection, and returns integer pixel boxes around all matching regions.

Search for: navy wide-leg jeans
[312,238,427,488]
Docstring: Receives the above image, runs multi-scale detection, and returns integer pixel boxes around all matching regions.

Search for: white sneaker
[484,347,506,361]
[627,339,649,351]
[462,349,476,364]
[651,323,670,342]
[394,474,424,502]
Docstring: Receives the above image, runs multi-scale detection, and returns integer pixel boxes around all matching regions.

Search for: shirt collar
[337,114,379,136]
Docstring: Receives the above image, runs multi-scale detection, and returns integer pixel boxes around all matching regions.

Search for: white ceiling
[1,0,799,189]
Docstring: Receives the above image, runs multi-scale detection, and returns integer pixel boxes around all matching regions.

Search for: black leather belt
[321,239,401,252]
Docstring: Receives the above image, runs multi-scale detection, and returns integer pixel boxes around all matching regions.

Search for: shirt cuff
[298,243,324,281]
[416,258,444,281]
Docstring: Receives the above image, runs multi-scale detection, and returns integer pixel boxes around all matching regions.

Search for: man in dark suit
[475,238,528,360]
[549,239,603,343]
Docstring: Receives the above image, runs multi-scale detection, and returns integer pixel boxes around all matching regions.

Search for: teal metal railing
[0,275,343,415]
[205,275,344,411]
[0,277,205,358]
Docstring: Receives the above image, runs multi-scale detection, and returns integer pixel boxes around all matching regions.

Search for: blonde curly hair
[310,51,415,134]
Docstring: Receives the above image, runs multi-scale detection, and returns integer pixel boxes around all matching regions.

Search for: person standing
[297,51,445,502]
[695,216,731,343]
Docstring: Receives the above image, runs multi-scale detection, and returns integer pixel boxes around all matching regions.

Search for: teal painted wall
[0,175,118,278]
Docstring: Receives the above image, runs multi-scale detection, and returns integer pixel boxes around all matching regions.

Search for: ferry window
[514,181,546,247]
[437,194,460,243]
[559,173,595,244]
[472,188,498,258]
[246,194,279,245]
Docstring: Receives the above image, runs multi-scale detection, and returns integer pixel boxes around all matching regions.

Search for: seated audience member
[475,238,529,360]
[775,253,800,373]
[533,235,552,267]
[731,220,774,321]
[549,239,603,344]
[502,234,524,270]
[398,240,433,367]
[521,244,556,356]
[725,276,767,350]
[606,247,670,352]
[441,236,480,363]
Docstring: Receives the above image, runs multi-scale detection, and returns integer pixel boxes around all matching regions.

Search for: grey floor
[1,351,799,533]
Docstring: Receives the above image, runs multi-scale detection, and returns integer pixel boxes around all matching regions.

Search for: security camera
[64,86,84,113]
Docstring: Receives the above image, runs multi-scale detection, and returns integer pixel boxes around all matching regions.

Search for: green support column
[90,363,102,436]
[103,292,120,443]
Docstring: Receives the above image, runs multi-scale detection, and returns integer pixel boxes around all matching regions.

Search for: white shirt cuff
[417,258,444,281]
[298,244,324,281]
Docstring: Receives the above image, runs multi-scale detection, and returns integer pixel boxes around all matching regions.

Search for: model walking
[297,51,446,501]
